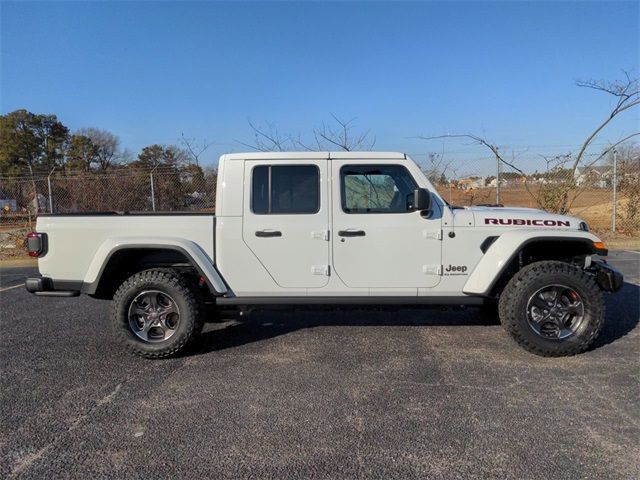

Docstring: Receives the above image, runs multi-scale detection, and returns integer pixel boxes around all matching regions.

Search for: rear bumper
[590,260,624,293]
[25,276,81,297]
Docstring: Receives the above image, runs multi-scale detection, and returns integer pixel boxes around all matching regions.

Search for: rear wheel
[498,261,604,356]
[112,269,204,359]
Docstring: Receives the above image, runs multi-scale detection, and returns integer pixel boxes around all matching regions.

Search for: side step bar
[217,296,484,306]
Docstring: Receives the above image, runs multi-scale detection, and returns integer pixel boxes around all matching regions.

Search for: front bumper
[589,260,624,293]
[25,276,81,297]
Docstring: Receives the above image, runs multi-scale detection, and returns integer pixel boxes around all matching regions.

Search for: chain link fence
[1,169,216,214]
[1,155,638,256]
[0,168,217,256]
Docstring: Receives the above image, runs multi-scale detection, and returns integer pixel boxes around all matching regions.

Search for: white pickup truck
[26,152,623,358]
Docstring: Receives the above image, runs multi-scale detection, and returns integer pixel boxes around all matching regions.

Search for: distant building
[456,176,486,190]
[486,177,509,188]
[487,174,528,187]
[574,165,612,188]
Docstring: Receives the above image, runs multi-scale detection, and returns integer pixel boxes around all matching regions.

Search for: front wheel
[112,269,204,359]
[498,261,604,357]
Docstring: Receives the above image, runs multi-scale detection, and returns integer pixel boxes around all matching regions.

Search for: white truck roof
[221,151,407,161]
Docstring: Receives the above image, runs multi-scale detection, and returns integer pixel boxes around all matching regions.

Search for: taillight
[26,232,46,258]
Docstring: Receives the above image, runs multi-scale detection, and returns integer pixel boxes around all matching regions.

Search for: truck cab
[215,152,445,298]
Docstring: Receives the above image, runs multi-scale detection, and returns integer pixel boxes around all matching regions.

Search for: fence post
[47,167,55,213]
[150,172,156,211]
[612,149,617,233]
[495,149,501,204]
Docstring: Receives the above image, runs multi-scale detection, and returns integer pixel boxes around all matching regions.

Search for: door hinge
[311,229,330,241]
[423,229,443,240]
[422,264,443,275]
[311,265,331,276]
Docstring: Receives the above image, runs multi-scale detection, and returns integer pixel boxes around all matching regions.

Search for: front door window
[341,165,418,214]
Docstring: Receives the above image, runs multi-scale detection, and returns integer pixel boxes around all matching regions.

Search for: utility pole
[612,149,618,233]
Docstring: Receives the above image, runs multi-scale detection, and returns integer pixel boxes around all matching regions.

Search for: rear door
[242,159,330,288]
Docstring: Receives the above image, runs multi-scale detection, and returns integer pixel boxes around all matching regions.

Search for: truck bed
[36,213,215,282]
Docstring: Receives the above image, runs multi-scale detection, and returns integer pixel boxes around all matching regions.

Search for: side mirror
[414,188,432,211]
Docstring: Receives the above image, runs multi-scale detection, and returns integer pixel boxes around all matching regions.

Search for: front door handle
[338,229,366,237]
[255,230,282,238]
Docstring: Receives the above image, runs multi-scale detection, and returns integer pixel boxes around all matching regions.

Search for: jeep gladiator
[25,152,623,358]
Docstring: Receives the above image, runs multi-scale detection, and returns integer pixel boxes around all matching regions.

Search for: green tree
[0,109,69,176]
[66,134,98,172]
[135,144,187,169]
[134,144,188,210]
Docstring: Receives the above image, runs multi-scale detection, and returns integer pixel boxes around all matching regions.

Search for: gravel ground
[0,252,638,479]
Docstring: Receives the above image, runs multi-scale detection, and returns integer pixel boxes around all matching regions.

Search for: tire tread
[498,261,604,357]
[112,269,204,359]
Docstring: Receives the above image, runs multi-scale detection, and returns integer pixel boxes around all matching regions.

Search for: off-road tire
[112,269,204,359]
[498,261,604,357]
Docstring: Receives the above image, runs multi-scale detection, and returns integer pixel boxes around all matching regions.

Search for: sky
[1,1,638,174]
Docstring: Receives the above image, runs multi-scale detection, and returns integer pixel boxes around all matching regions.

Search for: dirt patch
[0,227,29,260]
[0,257,37,268]
[569,197,634,234]
[597,236,640,251]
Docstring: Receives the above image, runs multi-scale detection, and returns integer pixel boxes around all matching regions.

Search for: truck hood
[453,205,584,230]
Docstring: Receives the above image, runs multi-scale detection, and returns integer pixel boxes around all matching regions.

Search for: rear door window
[251,165,320,214]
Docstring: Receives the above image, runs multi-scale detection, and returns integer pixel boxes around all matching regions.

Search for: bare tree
[546,73,640,211]
[571,72,639,174]
[76,128,122,171]
[238,114,376,152]
[416,134,527,176]
[567,133,640,201]
[416,134,533,205]
[180,133,213,167]
[422,151,455,185]
[417,72,640,214]
[311,114,376,151]
[537,153,572,173]
[237,119,292,152]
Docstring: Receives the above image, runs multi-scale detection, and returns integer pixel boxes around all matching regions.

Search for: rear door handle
[255,230,282,238]
[338,229,366,237]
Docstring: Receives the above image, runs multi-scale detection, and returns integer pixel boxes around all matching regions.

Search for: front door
[242,159,330,288]
[331,161,442,289]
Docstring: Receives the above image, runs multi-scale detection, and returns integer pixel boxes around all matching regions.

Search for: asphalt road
[1,252,638,479]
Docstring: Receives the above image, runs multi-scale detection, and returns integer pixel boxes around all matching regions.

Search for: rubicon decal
[485,218,571,227]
